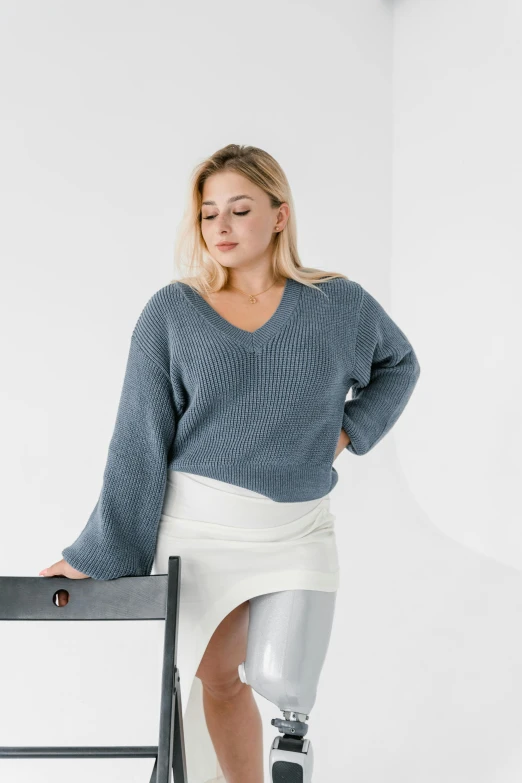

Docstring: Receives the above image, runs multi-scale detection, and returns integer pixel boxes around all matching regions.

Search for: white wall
[0,1,519,781]
[383,2,522,781]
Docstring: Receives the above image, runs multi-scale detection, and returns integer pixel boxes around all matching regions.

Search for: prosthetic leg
[237,589,337,782]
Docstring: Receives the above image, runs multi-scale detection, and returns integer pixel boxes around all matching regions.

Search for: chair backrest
[0,571,169,620]
[0,556,187,782]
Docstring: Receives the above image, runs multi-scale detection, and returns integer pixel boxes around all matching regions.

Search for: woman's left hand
[334,428,351,460]
[39,559,90,579]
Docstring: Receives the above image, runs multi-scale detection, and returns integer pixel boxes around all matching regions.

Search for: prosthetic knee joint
[237,589,337,783]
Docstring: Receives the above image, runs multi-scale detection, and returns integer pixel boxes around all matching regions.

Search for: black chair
[0,555,187,783]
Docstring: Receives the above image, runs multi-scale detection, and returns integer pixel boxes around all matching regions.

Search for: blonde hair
[170,143,349,296]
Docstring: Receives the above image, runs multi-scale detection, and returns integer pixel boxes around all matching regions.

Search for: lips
[217,243,237,248]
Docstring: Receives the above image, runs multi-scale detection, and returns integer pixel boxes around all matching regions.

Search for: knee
[199,671,247,702]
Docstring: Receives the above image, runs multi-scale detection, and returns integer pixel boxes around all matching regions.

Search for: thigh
[195,599,250,688]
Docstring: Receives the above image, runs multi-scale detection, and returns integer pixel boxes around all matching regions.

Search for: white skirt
[151,470,341,783]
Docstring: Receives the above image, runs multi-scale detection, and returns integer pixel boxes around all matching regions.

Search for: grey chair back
[0,555,187,783]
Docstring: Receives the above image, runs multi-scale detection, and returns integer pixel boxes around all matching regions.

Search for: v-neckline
[177,276,302,351]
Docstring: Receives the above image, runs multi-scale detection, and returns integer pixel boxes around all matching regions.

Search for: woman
[39,143,421,782]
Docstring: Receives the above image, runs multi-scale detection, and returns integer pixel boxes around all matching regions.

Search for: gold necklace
[226,279,279,304]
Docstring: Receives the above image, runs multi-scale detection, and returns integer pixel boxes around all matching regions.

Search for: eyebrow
[201,194,255,206]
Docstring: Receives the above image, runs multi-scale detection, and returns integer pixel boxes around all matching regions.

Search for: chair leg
[172,670,188,783]
[149,756,158,783]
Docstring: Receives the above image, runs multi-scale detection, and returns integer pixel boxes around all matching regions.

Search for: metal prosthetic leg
[237,589,337,783]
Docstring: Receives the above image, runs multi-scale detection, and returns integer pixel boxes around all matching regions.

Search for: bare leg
[196,600,264,782]
[202,678,264,783]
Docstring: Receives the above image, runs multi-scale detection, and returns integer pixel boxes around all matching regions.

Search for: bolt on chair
[0,555,187,783]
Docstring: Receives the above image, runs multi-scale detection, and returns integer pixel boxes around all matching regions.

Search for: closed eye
[203,211,250,220]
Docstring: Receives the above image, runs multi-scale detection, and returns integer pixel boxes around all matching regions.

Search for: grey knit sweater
[62,276,420,579]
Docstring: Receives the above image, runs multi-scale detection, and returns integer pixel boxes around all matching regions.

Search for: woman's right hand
[39,558,90,579]
[333,427,351,460]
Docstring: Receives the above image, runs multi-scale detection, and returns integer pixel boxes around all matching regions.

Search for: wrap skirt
[151,470,341,783]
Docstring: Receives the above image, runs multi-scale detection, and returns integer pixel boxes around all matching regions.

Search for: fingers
[39,562,59,577]
[39,560,90,579]
[39,559,66,577]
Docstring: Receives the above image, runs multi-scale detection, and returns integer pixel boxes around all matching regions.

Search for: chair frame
[0,555,187,783]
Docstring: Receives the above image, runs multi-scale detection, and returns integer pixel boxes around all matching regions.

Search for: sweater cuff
[61,526,145,581]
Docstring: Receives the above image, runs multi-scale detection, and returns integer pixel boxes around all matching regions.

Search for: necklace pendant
[249,295,257,304]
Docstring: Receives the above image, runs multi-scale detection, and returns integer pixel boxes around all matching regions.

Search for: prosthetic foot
[237,588,337,782]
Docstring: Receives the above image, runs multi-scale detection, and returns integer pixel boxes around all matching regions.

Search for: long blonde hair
[170,143,349,296]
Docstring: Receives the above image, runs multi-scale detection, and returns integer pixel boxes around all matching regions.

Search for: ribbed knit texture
[62,276,420,579]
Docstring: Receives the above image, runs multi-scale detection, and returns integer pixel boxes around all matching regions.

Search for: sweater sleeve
[342,285,421,456]
[61,330,177,580]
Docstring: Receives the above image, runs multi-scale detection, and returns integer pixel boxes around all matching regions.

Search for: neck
[226,272,282,294]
